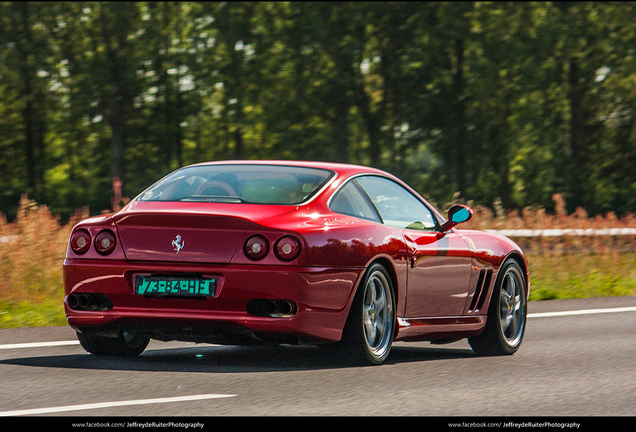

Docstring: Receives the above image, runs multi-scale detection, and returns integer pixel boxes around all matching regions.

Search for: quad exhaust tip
[67,293,113,311]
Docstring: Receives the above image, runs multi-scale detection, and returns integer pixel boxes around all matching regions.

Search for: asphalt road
[1,296,635,418]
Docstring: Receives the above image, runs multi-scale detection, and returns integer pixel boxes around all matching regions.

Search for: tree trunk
[453,37,468,199]
[567,56,588,209]
[18,2,42,197]
[100,4,127,188]
[333,94,350,163]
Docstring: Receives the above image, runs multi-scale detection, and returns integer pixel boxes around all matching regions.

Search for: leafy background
[2,2,636,219]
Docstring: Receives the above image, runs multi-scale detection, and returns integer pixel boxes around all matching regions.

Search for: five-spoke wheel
[469,259,527,355]
[499,264,525,347]
[340,263,395,365]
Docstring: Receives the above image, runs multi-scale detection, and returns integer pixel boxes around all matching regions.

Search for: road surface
[1,296,635,418]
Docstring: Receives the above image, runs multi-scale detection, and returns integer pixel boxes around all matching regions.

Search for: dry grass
[0,195,87,327]
[462,194,636,301]
[1,193,635,328]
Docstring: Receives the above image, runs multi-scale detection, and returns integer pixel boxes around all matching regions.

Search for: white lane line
[528,306,636,318]
[0,393,236,417]
[1,306,634,351]
[0,340,80,350]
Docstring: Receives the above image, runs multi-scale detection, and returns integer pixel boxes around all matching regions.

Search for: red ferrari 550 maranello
[64,160,529,365]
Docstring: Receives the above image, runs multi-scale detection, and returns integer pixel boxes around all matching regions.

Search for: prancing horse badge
[172,235,184,253]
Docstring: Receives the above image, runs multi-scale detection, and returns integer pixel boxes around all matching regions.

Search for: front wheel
[77,331,150,357]
[469,260,527,356]
[340,263,396,365]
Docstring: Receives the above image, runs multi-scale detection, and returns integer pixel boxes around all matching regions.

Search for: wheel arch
[338,256,399,364]
[502,251,530,300]
[364,255,399,301]
[478,252,529,319]
[468,252,528,355]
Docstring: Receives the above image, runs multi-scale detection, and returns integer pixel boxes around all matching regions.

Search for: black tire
[77,331,150,357]
[339,263,396,365]
[469,259,527,356]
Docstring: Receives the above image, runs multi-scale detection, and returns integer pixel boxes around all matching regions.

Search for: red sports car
[64,161,529,365]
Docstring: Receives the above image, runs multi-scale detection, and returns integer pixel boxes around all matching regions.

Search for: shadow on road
[0,343,476,373]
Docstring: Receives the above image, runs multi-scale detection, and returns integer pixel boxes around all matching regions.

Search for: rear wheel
[77,331,150,357]
[469,260,527,356]
[340,263,396,365]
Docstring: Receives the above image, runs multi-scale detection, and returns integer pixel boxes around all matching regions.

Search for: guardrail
[0,235,19,244]
[487,228,636,237]
[486,228,636,253]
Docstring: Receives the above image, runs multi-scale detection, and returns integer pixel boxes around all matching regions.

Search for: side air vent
[468,269,493,313]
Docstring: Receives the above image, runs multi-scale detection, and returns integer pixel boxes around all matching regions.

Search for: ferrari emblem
[172,235,184,254]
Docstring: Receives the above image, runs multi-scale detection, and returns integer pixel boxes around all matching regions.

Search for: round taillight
[275,236,301,261]
[70,229,91,255]
[244,235,269,260]
[95,230,117,255]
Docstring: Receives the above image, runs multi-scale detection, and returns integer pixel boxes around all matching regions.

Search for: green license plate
[135,275,216,297]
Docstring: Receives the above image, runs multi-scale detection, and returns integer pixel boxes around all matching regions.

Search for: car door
[355,176,472,318]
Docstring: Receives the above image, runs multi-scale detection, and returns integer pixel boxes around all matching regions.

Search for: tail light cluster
[244,234,302,262]
[95,230,117,255]
[70,229,118,256]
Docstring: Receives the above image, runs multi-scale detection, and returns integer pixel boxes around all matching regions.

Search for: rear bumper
[63,259,364,344]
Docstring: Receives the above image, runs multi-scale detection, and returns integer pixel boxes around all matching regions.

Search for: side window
[330,181,381,223]
[355,176,437,230]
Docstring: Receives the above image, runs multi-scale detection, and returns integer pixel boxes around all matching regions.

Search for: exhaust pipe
[247,299,296,317]
[67,294,79,309]
[67,293,113,311]
[274,300,294,316]
[263,300,278,316]
[78,293,95,310]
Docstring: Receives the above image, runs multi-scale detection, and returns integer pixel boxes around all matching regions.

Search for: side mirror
[440,204,473,232]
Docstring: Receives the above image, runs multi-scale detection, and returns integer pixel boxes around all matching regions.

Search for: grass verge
[527,252,636,301]
[1,194,635,328]
[0,298,68,328]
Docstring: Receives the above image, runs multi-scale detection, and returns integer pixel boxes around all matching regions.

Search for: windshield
[136,164,335,205]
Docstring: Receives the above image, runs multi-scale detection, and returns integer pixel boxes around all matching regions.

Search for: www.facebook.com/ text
[71,422,205,429]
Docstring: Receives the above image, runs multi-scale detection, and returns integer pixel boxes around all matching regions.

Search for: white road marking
[528,306,636,318]
[0,306,634,415]
[0,393,236,417]
[0,340,80,350]
[0,306,635,350]
[1,306,636,351]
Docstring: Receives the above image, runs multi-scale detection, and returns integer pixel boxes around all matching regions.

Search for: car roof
[186,160,389,178]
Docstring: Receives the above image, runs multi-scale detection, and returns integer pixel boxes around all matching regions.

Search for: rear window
[136,164,335,205]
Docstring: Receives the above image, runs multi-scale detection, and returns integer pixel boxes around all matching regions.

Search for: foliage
[0,195,77,327]
[2,2,636,220]
[0,196,71,303]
